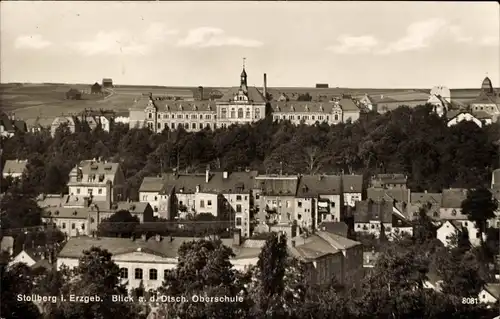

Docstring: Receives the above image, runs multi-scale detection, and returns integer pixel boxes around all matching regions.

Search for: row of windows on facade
[144,195,247,203]
[61,222,86,230]
[273,114,341,121]
[148,108,261,121]
[75,188,103,195]
[148,122,239,130]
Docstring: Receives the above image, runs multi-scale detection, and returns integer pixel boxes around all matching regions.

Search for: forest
[1,104,499,202]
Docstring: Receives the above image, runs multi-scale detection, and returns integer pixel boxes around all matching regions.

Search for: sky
[1,1,499,88]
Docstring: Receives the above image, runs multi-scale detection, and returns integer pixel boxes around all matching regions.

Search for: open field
[0,83,490,127]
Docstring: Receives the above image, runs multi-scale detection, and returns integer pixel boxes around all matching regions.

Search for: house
[479,283,500,305]
[469,77,500,123]
[439,188,468,220]
[342,174,364,207]
[296,175,343,226]
[102,78,113,88]
[91,82,102,94]
[2,159,28,179]
[0,112,27,138]
[139,177,165,216]
[66,88,82,100]
[7,248,54,270]
[50,116,78,137]
[446,111,484,128]
[0,236,14,256]
[370,174,407,189]
[354,199,413,239]
[67,159,126,202]
[408,191,442,220]
[41,193,153,238]
[366,187,410,218]
[358,94,376,112]
[437,220,483,248]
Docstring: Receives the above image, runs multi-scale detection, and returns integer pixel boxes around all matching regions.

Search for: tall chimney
[198,86,204,101]
[263,73,267,100]
[205,168,210,183]
[106,180,112,210]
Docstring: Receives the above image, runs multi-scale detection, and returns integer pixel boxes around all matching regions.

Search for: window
[246,110,250,118]
[334,114,339,121]
[192,123,196,129]
[331,202,335,207]
[207,200,212,206]
[87,189,92,195]
[71,223,75,229]
[256,194,260,200]
[171,123,175,129]
[236,217,242,226]
[255,108,261,118]
[120,268,128,279]
[200,200,205,208]
[230,109,235,118]
[157,123,161,129]
[164,269,169,279]
[199,123,203,129]
[476,232,480,238]
[191,114,197,119]
[205,114,211,119]
[451,209,457,216]
[371,225,375,229]
[221,108,227,119]
[184,123,189,129]
[357,224,360,228]
[149,269,158,280]
[148,113,152,119]
[165,123,168,129]
[178,123,182,128]
[81,223,85,230]
[98,188,102,195]
[164,114,169,119]
[76,188,80,194]
[135,268,143,280]
[312,116,315,120]
[298,201,302,208]
[236,195,242,201]
[464,222,468,227]
[433,211,439,217]
[62,223,66,229]
[236,204,242,213]
[238,108,243,118]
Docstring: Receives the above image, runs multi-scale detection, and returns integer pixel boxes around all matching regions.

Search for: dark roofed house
[91,82,102,94]
[2,159,28,179]
[354,199,412,238]
[0,112,27,137]
[66,88,82,100]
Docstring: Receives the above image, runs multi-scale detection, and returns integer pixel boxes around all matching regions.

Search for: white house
[2,159,28,179]
[437,220,484,247]
[139,176,165,217]
[478,283,500,305]
[8,250,38,268]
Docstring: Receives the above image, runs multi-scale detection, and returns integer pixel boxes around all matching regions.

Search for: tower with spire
[240,58,248,94]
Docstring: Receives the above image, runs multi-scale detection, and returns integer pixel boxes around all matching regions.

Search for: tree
[97,210,140,237]
[1,262,42,319]
[159,239,249,319]
[53,247,145,319]
[1,190,42,230]
[461,187,498,245]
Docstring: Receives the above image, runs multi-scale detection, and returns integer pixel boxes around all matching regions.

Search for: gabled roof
[354,200,393,223]
[342,174,363,193]
[253,176,299,196]
[315,230,361,250]
[205,172,254,194]
[219,87,266,104]
[367,187,410,204]
[296,175,342,197]
[288,234,341,261]
[2,159,28,175]
[159,174,208,195]
[441,188,468,208]
[139,177,165,193]
[484,283,500,299]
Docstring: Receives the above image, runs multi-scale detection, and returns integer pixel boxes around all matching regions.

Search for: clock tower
[240,58,248,94]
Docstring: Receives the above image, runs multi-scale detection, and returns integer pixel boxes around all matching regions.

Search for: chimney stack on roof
[205,168,210,183]
[263,73,267,100]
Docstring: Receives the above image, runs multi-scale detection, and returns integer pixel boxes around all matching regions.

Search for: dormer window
[305,105,309,111]
[179,104,183,111]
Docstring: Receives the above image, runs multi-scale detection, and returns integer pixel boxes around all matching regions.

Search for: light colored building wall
[343,192,362,208]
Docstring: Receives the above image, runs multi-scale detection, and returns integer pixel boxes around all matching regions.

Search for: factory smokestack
[263,73,267,100]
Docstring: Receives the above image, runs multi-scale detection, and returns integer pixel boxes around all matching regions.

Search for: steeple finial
[243,57,246,69]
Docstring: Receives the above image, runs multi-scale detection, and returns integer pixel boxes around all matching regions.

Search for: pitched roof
[410,192,442,205]
[272,99,359,113]
[484,283,500,299]
[288,234,341,261]
[354,200,393,223]
[2,159,28,175]
[297,175,342,197]
[318,221,348,237]
[43,207,90,219]
[315,230,361,250]
[159,174,208,195]
[219,87,266,104]
[253,176,299,196]
[139,177,165,193]
[205,172,254,194]
[342,174,363,193]
[472,110,494,119]
[441,188,468,208]
[367,187,410,204]
[372,173,407,185]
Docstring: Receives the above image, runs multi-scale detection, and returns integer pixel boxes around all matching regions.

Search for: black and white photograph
[1,1,499,318]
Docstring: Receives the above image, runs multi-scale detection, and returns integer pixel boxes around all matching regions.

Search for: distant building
[2,159,28,179]
[91,82,103,94]
[446,110,490,128]
[50,113,116,137]
[316,83,329,88]
[66,88,82,100]
[428,86,451,117]
[0,112,27,138]
[469,77,500,122]
[102,78,113,89]
[129,65,267,132]
[478,283,500,305]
